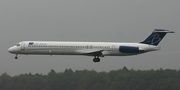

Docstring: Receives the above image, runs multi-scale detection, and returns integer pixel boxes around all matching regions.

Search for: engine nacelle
[119,46,139,53]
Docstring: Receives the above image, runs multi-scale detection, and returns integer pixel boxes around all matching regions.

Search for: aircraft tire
[15,56,18,59]
[97,58,100,62]
[93,58,96,62]
[93,58,100,62]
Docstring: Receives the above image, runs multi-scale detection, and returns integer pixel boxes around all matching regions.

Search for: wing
[78,49,104,56]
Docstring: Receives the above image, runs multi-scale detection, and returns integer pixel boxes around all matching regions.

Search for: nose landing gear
[15,54,18,59]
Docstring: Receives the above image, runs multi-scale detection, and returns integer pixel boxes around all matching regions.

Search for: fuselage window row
[28,45,110,49]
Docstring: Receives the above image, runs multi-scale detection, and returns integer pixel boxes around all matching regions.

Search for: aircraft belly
[20,47,143,56]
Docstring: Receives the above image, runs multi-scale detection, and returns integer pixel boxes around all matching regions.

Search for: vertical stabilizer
[140,29,174,46]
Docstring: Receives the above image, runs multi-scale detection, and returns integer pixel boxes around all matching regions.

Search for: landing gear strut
[93,56,100,62]
[15,54,18,59]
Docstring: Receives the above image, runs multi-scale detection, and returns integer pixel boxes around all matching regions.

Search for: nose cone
[8,46,18,54]
[8,47,14,53]
[8,46,21,54]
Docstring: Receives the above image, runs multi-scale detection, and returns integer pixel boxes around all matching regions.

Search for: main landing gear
[15,54,18,59]
[93,56,100,62]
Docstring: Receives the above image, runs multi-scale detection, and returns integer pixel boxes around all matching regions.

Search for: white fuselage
[8,41,160,56]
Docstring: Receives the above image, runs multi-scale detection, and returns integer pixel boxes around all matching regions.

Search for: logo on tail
[151,33,162,45]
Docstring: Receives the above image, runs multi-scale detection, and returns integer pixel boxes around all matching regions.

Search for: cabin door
[112,45,115,51]
[21,43,25,50]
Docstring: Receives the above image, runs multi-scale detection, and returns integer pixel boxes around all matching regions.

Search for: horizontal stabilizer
[153,29,175,33]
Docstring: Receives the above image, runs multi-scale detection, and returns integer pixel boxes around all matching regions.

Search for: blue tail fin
[140,29,174,46]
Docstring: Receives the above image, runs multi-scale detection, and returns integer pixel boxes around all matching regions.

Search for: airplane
[8,29,174,62]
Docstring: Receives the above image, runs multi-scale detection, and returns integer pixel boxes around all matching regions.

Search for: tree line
[0,67,180,90]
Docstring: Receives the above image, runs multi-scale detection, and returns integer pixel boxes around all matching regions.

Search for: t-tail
[140,29,175,46]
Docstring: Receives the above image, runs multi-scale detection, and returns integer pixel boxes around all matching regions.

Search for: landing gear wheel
[93,58,96,62]
[97,58,100,62]
[93,57,100,62]
[15,56,18,59]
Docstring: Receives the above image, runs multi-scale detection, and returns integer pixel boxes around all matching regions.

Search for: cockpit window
[16,43,20,46]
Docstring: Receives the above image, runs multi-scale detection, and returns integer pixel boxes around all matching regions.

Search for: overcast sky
[1,0,180,76]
